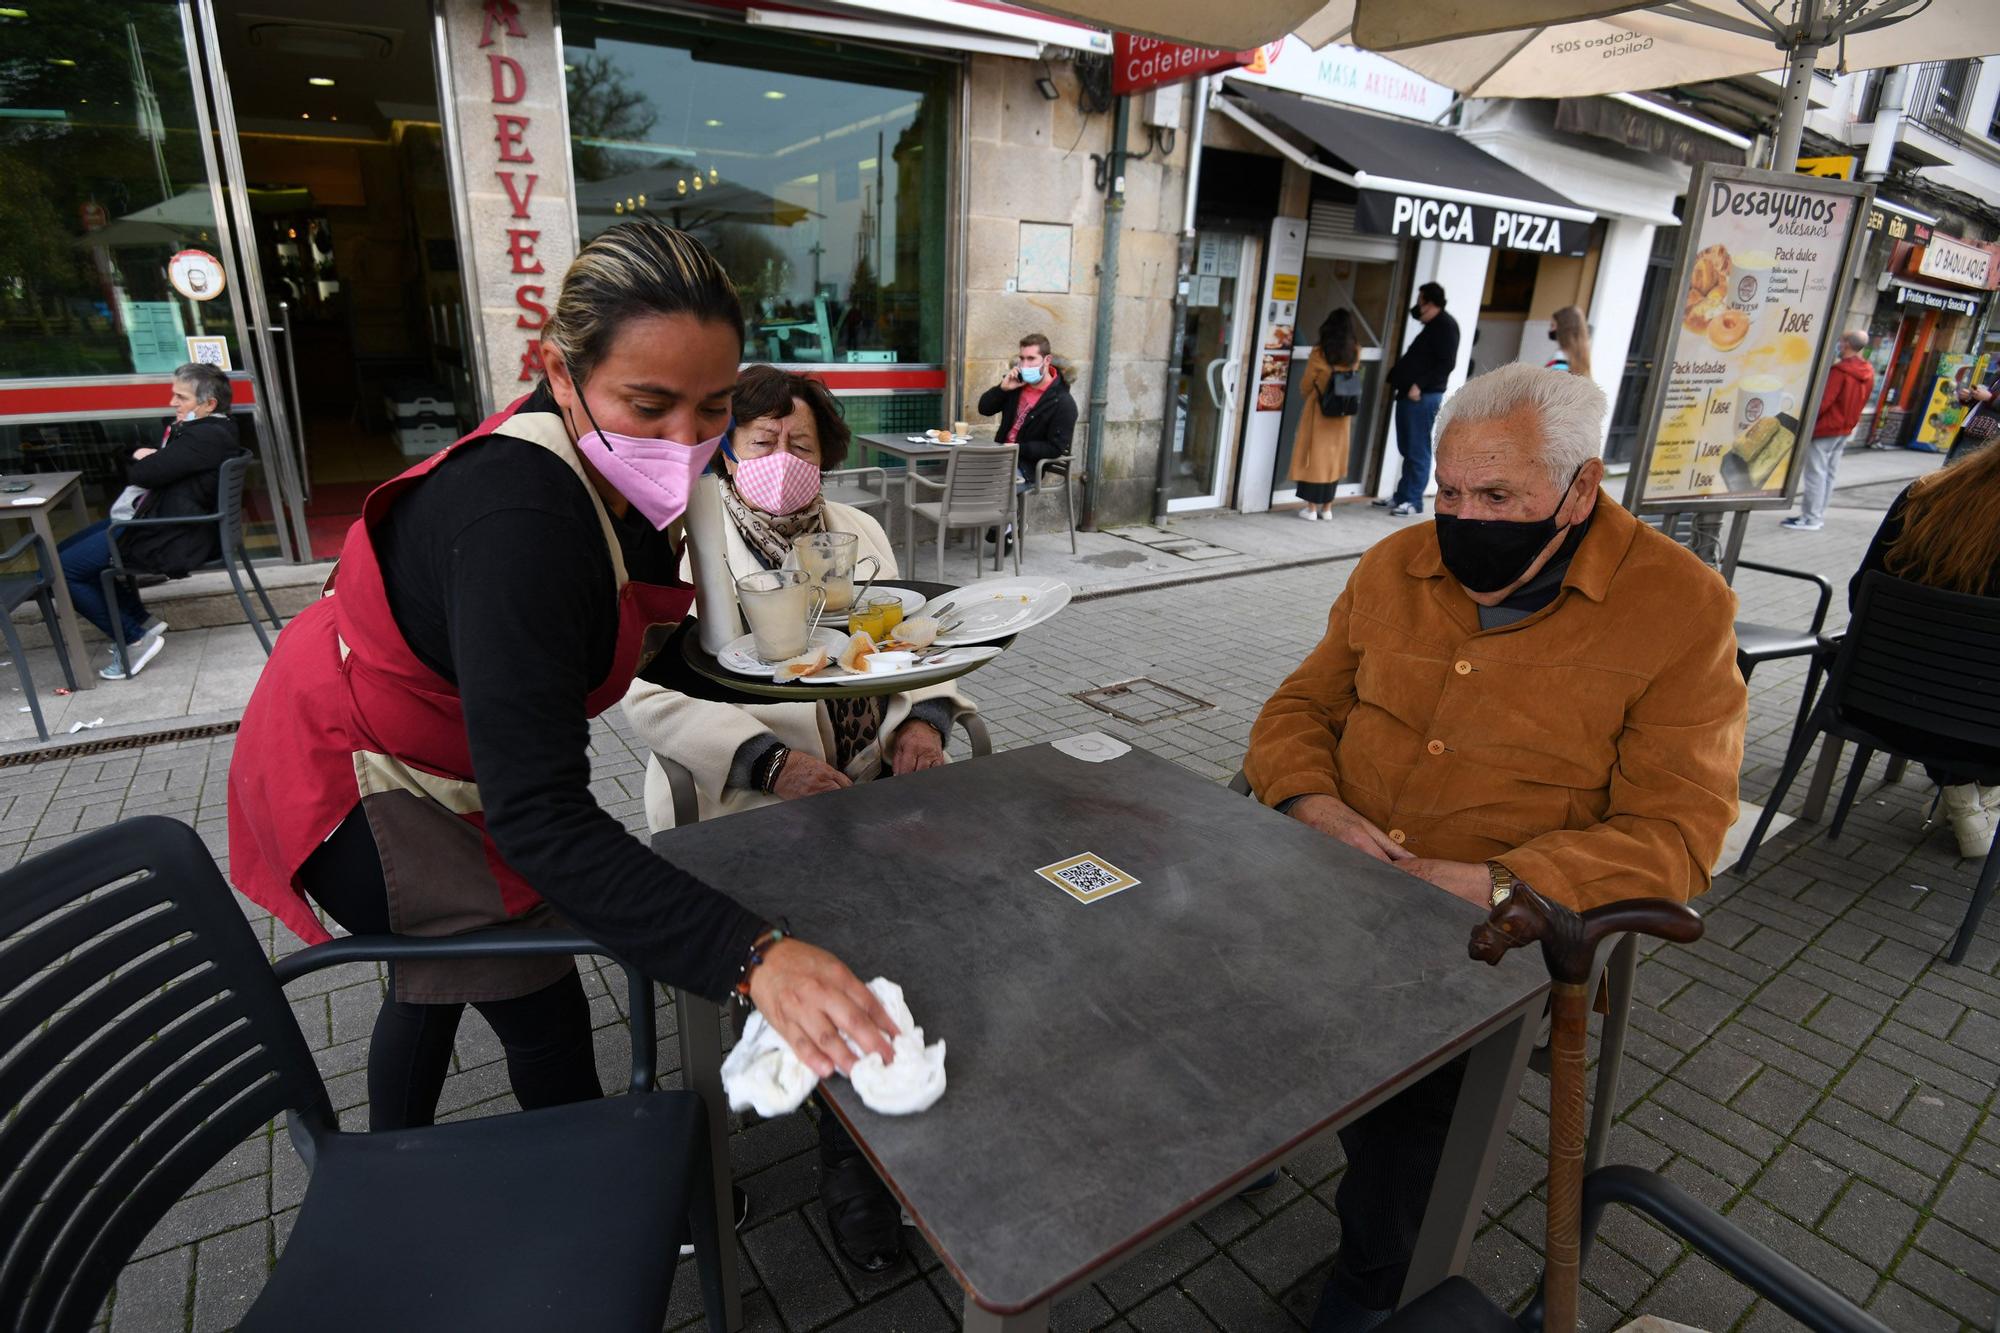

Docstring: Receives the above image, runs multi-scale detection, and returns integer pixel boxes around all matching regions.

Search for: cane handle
[1469,882,1703,984]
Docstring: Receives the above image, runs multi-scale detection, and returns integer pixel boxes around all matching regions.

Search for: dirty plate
[918,577,1071,645]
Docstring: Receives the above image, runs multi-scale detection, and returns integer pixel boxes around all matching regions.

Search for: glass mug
[735,569,827,663]
[791,531,881,614]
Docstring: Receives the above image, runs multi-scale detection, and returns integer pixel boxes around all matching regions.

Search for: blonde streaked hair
[542,219,744,386]
[1885,437,2000,595]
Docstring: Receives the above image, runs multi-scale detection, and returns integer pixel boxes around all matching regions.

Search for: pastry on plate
[1706,308,1751,351]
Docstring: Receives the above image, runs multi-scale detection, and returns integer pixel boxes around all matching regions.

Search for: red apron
[227,395,694,1002]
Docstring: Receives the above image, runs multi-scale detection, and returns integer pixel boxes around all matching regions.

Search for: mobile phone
[3,483,30,494]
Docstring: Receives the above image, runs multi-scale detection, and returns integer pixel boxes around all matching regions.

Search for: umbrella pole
[1771,40,1820,173]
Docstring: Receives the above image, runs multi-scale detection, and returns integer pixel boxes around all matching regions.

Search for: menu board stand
[1623,162,1874,579]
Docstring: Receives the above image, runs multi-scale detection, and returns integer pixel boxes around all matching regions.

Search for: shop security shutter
[1306,202,1400,263]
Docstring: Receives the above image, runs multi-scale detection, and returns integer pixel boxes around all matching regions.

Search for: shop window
[561,3,953,369]
[0,2,243,378]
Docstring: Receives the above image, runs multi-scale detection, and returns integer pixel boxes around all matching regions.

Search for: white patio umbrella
[1019,0,2000,169]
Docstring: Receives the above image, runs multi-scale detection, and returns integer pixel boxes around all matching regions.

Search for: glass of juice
[848,594,904,641]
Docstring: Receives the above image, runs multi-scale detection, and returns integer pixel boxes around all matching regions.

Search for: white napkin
[720,976,947,1118]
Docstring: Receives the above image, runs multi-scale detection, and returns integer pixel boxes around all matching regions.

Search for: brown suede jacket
[1245,495,1747,910]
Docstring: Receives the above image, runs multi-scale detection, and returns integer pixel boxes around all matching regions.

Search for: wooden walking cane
[1469,885,1704,1333]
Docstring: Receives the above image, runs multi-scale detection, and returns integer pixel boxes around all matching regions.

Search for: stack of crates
[386,383,456,457]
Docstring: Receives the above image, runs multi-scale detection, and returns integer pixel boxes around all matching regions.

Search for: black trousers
[298,810,603,1131]
[1329,1053,1469,1309]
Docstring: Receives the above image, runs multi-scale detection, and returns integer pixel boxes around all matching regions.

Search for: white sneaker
[1390,502,1421,517]
[1942,785,1997,859]
[1779,517,1822,531]
[99,627,165,681]
[1297,508,1319,521]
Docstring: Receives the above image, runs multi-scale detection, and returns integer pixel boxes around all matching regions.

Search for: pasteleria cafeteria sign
[1112,34,1255,94]
[1626,162,1872,514]
[441,0,579,413]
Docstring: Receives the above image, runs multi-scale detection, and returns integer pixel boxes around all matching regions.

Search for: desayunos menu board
[1637,166,1869,510]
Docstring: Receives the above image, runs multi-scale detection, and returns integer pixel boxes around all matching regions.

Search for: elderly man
[1245,363,1746,1331]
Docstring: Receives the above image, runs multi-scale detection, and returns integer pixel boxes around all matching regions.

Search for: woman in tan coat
[1291,308,1360,519]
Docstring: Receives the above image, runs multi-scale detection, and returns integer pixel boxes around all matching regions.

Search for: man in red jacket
[1783,330,1875,531]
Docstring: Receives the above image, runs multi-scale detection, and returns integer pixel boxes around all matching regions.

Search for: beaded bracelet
[733,919,791,1005]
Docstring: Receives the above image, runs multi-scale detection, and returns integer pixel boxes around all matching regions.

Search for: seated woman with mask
[624,364,975,1272]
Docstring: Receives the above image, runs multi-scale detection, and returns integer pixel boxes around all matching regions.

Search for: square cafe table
[0,471,94,690]
[656,743,1547,1331]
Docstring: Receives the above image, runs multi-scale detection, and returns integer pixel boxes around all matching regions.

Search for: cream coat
[623,477,976,830]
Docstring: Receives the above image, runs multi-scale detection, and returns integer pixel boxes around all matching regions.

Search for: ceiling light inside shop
[49,57,75,66]
[301,112,310,119]
[0,8,31,18]
[762,90,785,100]
[308,76,335,87]
[704,118,722,127]
[708,167,718,183]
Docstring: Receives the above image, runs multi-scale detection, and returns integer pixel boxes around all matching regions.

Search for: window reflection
[562,3,952,367]
[0,2,241,377]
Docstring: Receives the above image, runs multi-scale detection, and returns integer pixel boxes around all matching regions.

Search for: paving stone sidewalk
[24,476,1994,1332]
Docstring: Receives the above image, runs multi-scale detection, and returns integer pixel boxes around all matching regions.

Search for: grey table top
[652,744,1547,1314]
[0,471,82,509]
[855,431,972,462]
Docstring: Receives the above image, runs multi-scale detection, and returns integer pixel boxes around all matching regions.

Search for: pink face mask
[570,388,721,530]
[733,449,823,515]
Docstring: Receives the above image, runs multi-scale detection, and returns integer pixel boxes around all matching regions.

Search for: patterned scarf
[719,477,883,767]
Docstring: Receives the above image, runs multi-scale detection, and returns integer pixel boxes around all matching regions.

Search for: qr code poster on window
[1036,853,1140,905]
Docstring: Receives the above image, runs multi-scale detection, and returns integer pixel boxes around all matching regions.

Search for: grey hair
[1841,329,1869,353]
[171,362,231,412]
[1433,362,1606,487]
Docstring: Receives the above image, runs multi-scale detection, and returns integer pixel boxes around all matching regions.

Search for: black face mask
[1433,466,1585,595]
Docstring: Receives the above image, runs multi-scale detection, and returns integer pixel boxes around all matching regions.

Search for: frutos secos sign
[1355,191,1587,256]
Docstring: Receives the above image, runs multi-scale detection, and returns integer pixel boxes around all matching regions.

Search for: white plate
[795,644,1003,688]
[717,627,850,678]
[903,434,968,445]
[919,577,1073,645]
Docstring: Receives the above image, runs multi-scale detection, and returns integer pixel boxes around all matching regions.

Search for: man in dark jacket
[1783,330,1874,531]
[60,361,247,679]
[1379,282,1461,516]
[977,332,1077,482]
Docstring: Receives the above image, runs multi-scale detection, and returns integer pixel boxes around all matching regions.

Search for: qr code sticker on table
[1036,852,1139,904]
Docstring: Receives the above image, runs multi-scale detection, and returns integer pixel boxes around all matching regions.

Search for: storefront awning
[1216,84,1596,257]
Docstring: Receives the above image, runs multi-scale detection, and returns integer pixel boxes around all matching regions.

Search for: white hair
[1433,362,1606,487]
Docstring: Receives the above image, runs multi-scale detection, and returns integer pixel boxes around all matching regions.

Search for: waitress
[229,220,895,1133]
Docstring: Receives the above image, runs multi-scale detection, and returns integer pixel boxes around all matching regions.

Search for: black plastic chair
[1733,571,2000,965]
[0,817,727,1332]
[102,454,283,677]
[1733,558,1837,744]
[0,530,78,741]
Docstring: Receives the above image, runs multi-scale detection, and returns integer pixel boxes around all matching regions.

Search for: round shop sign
[169,250,227,301]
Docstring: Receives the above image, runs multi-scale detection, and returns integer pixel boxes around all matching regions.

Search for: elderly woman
[624,364,974,1273]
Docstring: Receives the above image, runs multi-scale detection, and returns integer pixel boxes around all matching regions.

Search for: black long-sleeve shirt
[1388,311,1461,396]
[372,394,763,1002]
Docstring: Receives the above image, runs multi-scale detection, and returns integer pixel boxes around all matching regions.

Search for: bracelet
[733,919,791,1004]
[757,743,792,794]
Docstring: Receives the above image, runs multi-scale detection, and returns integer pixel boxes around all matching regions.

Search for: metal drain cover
[1072,677,1213,725]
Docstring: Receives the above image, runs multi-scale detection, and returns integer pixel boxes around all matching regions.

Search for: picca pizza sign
[1355,191,1588,256]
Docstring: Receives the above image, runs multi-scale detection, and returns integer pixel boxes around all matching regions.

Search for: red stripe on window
[794,369,946,391]
[0,378,259,418]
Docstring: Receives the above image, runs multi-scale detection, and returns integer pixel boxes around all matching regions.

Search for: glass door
[1168,232,1259,512]
[1272,252,1402,504]
[185,0,312,560]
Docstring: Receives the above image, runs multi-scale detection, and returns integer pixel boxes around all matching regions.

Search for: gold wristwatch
[1486,861,1518,908]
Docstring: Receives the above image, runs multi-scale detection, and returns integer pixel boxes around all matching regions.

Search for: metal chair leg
[1731,710,1826,875]
[1828,747,1874,842]
[935,517,946,584]
[1586,934,1638,1174]
[223,557,273,655]
[35,589,76,690]
[1947,831,2000,966]
[98,569,131,680]
[1,614,47,742]
[1066,471,1077,554]
[655,752,700,828]
[241,544,282,630]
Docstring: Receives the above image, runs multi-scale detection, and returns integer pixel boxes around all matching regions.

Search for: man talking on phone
[975,333,1076,551]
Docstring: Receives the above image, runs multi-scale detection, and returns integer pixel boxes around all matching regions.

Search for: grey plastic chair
[1226,768,1637,1174]
[102,454,282,677]
[1016,454,1079,559]
[655,714,993,827]
[905,445,1019,581]
[0,531,78,742]
[822,465,891,519]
